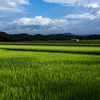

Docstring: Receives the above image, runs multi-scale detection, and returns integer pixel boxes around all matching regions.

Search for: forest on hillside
[0,31,100,42]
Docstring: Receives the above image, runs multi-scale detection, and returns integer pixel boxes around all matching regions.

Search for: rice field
[0,40,100,46]
[0,45,100,55]
[0,41,100,100]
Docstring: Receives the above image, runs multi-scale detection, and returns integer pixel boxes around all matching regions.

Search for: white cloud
[63,13,97,19]
[43,0,100,21]
[0,16,100,35]
[0,16,69,34]
[0,0,30,12]
[12,16,52,25]
[43,0,100,8]
[11,16,67,26]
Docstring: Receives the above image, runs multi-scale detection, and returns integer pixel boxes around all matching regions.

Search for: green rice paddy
[0,40,100,46]
[0,40,100,100]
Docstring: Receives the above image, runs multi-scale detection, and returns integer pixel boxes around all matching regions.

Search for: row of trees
[0,31,100,42]
[0,32,76,41]
[76,34,100,40]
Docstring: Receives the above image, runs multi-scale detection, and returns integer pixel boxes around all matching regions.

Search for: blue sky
[0,0,100,35]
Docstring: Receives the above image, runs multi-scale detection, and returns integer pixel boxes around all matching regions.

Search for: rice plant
[0,46,100,100]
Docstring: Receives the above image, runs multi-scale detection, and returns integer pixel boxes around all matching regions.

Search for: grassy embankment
[0,40,100,100]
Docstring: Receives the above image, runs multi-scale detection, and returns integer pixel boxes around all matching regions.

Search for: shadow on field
[1,48,100,55]
[54,59,100,65]
[0,57,40,70]
[35,77,100,100]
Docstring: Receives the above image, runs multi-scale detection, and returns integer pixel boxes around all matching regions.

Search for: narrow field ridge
[0,45,100,55]
[1,48,100,55]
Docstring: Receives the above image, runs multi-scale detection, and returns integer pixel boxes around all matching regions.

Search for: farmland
[0,40,100,46]
[0,40,100,100]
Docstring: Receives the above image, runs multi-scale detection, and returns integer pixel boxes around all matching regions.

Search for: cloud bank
[43,0,100,8]
[0,16,100,35]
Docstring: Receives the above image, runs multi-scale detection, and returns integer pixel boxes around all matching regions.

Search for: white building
[71,39,79,41]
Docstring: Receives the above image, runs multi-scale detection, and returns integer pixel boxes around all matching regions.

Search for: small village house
[71,39,79,41]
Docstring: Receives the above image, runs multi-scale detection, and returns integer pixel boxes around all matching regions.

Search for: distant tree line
[0,31,100,42]
[76,34,100,40]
